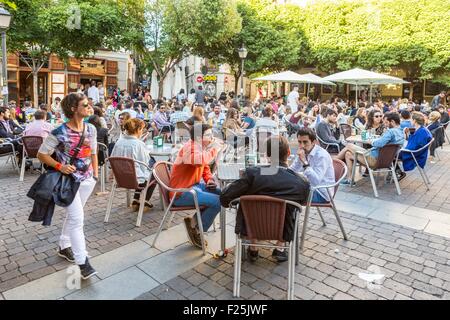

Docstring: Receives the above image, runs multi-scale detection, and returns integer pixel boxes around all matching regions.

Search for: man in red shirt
[170,123,222,248]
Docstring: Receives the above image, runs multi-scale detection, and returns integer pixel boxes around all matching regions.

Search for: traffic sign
[196,75,204,83]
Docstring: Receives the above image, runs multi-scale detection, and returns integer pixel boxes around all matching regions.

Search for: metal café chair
[19,136,44,181]
[352,144,402,198]
[231,195,300,300]
[301,159,348,251]
[394,138,435,190]
[151,161,208,255]
[97,142,109,193]
[441,120,450,144]
[316,134,341,154]
[0,141,19,172]
[174,121,190,144]
[104,157,156,227]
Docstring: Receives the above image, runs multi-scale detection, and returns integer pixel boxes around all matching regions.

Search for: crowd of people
[0,83,448,279]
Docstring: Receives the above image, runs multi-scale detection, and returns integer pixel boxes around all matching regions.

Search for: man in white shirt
[290,127,335,203]
[98,82,105,103]
[287,85,300,113]
[87,80,100,104]
[207,104,226,135]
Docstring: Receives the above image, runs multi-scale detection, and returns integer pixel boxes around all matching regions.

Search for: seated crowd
[2,88,448,263]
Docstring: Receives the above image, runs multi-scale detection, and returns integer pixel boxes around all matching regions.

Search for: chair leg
[126,190,131,207]
[300,205,311,251]
[418,167,431,189]
[100,165,106,193]
[391,167,402,195]
[316,207,326,226]
[368,168,379,198]
[151,206,173,248]
[195,208,207,256]
[288,241,294,300]
[19,156,26,182]
[136,187,148,227]
[351,157,358,186]
[104,182,116,222]
[329,198,348,241]
[233,238,241,297]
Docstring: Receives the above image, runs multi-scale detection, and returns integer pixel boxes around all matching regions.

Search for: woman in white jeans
[37,93,99,280]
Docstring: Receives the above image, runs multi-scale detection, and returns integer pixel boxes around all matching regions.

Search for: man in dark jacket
[220,136,310,262]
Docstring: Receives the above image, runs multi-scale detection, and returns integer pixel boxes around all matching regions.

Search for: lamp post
[238,45,248,107]
[0,6,11,106]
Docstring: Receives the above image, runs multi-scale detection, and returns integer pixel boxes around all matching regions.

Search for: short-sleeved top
[243,116,256,129]
[39,123,97,182]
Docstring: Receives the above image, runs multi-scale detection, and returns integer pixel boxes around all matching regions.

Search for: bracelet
[54,163,62,171]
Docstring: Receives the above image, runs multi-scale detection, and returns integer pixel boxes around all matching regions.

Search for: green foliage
[140,0,241,97]
[301,0,450,84]
[213,0,307,82]
[8,0,144,61]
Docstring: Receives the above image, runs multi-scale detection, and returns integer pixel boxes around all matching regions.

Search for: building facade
[7,50,136,106]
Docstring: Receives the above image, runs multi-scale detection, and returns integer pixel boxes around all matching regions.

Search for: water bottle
[361,130,367,140]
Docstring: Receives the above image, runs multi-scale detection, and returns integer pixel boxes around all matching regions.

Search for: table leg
[351,155,358,187]
[220,181,226,252]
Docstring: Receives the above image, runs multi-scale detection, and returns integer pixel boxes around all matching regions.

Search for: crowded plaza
[1,0,450,306]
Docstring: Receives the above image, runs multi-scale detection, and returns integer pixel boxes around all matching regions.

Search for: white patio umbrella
[300,73,335,98]
[323,68,409,103]
[254,71,335,98]
[150,70,159,98]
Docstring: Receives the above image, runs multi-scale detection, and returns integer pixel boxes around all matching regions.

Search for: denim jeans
[311,190,328,203]
[173,183,221,232]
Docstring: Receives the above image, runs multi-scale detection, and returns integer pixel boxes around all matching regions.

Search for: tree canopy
[301,0,450,85]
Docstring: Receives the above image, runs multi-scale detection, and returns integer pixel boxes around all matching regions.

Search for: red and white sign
[196,75,204,83]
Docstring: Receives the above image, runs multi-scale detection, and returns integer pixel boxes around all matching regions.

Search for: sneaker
[184,217,197,246]
[340,179,352,186]
[132,200,153,212]
[247,248,259,262]
[396,171,406,182]
[57,247,75,263]
[131,200,139,211]
[79,258,98,280]
[191,230,207,249]
[272,249,288,262]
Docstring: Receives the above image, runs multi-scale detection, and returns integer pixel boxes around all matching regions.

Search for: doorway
[19,71,48,106]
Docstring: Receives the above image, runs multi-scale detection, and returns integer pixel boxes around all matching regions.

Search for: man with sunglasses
[290,127,335,203]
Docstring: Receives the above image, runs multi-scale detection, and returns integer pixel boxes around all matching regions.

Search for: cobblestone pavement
[137,208,450,300]
[2,140,450,299]
[0,163,191,293]
[340,148,450,214]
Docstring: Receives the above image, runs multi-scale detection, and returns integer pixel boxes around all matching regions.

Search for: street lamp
[238,45,248,106]
[0,6,11,106]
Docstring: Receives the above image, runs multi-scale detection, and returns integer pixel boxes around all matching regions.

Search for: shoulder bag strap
[69,123,86,165]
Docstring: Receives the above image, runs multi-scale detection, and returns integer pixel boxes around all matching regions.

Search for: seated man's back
[220,136,310,242]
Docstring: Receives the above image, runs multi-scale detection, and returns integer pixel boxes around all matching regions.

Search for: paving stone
[323,276,352,293]
[411,280,444,298]
[264,286,287,300]
[65,267,159,300]
[308,280,338,298]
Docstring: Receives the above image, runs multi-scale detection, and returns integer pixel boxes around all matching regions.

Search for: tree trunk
[158,79,164,99]
[33,71,39,108]
[409,83,415,100]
